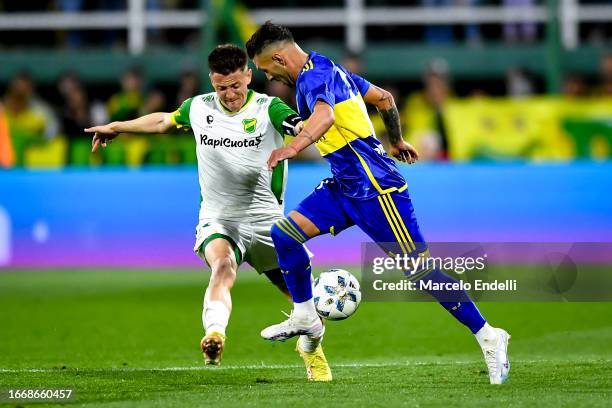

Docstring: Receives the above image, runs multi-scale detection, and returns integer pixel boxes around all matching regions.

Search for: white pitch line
[1,359,608,374]
[0,361,471,373]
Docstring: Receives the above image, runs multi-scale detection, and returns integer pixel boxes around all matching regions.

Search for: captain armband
[281,114,302,137]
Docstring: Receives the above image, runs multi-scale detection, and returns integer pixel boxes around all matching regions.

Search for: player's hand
[390,140,419,164]
[85,124,119,152]
[268,146,298,170]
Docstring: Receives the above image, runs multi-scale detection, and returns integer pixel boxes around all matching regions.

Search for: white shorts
[194,216,283,274]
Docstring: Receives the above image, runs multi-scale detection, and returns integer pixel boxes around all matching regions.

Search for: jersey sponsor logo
[242,118,257,134]
[199,133,263,149]
[206,115,214,124]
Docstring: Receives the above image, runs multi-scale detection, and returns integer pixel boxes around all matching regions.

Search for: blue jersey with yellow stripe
[296,51,407,200]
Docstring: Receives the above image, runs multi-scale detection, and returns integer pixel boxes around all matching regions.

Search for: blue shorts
[295,178,427,256]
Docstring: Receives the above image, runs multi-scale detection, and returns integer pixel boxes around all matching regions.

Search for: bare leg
[202,238,238,336]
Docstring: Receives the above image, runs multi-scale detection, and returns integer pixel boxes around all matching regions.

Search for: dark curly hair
[246,21,294,59]
[208,44,247,75]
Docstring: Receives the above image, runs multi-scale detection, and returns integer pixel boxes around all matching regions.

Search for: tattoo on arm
[289,128,323,153]
[299,129,317,143]
[377,91,393,107]
[378,105,402,146]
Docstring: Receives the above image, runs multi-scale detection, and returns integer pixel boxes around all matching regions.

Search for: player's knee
[210,255,236,284]
[271,219,304,251]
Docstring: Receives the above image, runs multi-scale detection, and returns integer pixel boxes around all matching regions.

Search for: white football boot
[261,311,324,342]
[481,328,511,384]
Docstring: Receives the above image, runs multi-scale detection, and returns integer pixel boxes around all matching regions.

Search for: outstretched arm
[362,85,419,164]
[85,112,175,152]
[267,101,334,169]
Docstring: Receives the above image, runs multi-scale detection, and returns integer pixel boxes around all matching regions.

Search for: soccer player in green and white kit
[85,44,332,380]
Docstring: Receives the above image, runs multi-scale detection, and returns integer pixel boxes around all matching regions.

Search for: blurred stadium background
[1,0,611,268]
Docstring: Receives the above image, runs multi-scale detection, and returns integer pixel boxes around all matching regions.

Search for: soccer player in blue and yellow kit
[247,22,510,384]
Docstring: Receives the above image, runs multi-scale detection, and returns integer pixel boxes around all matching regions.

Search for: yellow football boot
[200,332,225,366]
[296,343,332,381]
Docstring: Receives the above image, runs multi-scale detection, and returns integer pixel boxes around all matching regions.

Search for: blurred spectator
[404,59,452,160]
[422,0,454,44]
[265,80,294,107]
[420,0,481,45]
[57,73,95,165]
[176,69,200,107]
[562,74,587,98]
[596,53,612,96]
[0,102,15,168]
[424,61,451,159]
[12,72,59,140]
[3,73,49,165]
[107,68,143,122]
[503,0,537,44]
[141,88,166,115]
[98,0,126,48]
[584,0,611,45]
[146,0,163,45]
[340,52,363,75]
[57,0,84,48]
[506,67,534,98]
[58,71,82,99]
[470,89,489,98]
[458,0,482,46]
[90,100,110,127]
[59,77,91,139]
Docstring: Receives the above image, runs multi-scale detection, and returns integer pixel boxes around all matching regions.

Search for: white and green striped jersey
[172,90,300,221]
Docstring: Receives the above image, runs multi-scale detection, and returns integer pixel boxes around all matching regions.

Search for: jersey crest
[242,118,257,134]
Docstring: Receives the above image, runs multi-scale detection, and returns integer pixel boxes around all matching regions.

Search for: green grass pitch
[1,269,611,407]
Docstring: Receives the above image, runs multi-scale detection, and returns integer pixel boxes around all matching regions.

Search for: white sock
[299,334,322,353]
[475,323,498,348]
[293,298,318,321]
[203,299,230,337]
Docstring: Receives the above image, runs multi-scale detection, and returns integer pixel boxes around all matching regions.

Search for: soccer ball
[313,269,361,320]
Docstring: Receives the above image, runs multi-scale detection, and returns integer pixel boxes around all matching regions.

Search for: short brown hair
[208,44,247,75]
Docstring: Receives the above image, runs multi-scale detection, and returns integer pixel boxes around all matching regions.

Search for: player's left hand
[268,146,298,170]
[390,140,419,164]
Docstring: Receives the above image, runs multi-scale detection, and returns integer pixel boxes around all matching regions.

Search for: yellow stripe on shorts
[380,194,413,252]
[382,194,415,251]
[377,196,410,255]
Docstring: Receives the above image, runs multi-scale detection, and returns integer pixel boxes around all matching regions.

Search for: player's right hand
[85,124,119,153]
[267,146,298,170]
[390,140,419,164]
